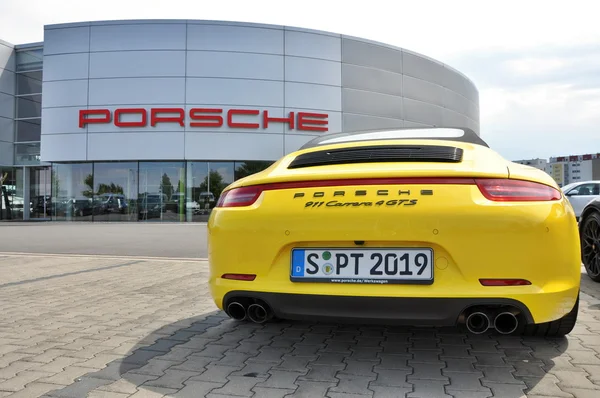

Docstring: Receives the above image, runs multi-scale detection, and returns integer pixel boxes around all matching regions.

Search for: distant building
[516,154,600,187]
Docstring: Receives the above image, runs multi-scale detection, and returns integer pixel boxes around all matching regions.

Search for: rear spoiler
[299,127,489,150]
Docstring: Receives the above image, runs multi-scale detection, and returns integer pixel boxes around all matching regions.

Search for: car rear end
[207,134,581,332]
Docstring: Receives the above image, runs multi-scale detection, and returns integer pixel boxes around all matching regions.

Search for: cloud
[445,44,600,160]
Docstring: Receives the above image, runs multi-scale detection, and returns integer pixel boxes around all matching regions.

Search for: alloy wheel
[582,215,600,278]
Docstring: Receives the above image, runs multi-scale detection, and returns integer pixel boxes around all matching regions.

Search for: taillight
[216,186,262,207]
[222,273,256,281]
[479,279,531,286]
[475,179,561,201]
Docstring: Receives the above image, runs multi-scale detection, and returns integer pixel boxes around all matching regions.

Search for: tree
[160,173,174,200]
[82,174,94,198]
[198,170,229,201]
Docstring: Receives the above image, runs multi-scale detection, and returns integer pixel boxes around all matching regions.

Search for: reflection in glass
[92,162,138,222]
[16,49,43,72]
[234,161,274,180]
[16,96,42,119]
[29,167,51,219]
[186,162,209,222]
[52,163,94,221]
[138,162,185,222]
[14,143,41,165]
[16,119,41,142]
[0,167,17,220]
[17,71,42,95]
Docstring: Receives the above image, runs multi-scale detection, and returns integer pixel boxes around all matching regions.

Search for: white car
[562,181,600,219]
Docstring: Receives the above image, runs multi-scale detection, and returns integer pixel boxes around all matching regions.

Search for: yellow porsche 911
[207,127,581,336]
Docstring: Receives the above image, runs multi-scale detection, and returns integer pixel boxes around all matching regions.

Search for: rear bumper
[222,290,535,326]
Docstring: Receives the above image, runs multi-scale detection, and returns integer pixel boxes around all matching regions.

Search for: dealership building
[0,19,480,222]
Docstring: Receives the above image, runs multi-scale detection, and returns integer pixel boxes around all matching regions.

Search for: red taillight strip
[479,279,532,286]
[221,273,256,281]
[216,177,562,207]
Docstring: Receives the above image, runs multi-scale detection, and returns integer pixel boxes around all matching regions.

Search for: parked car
[562,181,600,220]
[208,127,582,337]
[579,198,600,282]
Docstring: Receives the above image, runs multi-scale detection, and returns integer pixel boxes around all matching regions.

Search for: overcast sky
[1,0,597,160]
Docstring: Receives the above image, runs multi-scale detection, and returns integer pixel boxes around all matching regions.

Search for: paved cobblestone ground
[0,253,600,398]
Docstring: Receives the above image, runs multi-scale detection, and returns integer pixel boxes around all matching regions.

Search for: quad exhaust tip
[226,299,274,324]
[494,311,519,335]
[465,311,491,334]
[226,301,247,321]
[247,303,271,324]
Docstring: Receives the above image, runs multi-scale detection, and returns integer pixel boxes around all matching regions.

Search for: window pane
[138,162,185,222]
[16,119,41,142]
[14,142,40,165]
[0,167,20,220]
[92,162,139,222]
[186,162,209,222]
[51,163,94,221]
[17,72,42,95]
[17,95,42,119]
[209,162,234,206]
[16,49,43,72]
[234,161,274,180]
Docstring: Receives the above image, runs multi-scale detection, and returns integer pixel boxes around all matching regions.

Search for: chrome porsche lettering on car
[304,199,418,208]
[293,189,431,199]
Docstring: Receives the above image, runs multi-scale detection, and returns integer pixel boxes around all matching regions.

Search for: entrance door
[29,166,51,219]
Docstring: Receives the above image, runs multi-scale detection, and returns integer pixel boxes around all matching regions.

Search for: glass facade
[49,160,273,222]
[14,47,43,165]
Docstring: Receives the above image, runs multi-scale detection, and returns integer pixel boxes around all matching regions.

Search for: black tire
[581,211,600,282]
[522,294,579,337]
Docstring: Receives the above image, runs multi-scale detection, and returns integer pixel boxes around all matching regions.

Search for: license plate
[290,248,434,284]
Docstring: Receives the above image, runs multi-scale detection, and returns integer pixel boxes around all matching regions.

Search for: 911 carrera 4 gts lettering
[304,199,418,208]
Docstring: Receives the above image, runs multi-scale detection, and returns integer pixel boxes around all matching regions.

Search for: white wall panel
[0,42,15,72]
[184,105,287,134]
[41,107,90,135]
[285,57,341,86]
[442,108,468,127]
[43,54,89,81]
[43,27,90,55]
[90,24,186,51]
[187,24,283,54]
[341,39,403,74]
[186,78,283,106]
[0,68,14,95]
[87,132,185,160]
[403,75,444,108]
[442,67,478,102]
[90,51,186,78]
[185,132,283,161]
[284,134,320,154]
[443,88,471,116]
[403,98,443,126]
[0,117,13,142]
[284,108,341,135]
[285,82,341,111]
[42,80,88,108]
[341,64,402,96]
[0,141,13,165]
[342,114,404,133]
[40,134,87,161]
[285,31,341,61]
[402,51,444,87]
[0,92,15,118]
[342,89,403,120]
[186,51,283,80]
[88,78,185,105]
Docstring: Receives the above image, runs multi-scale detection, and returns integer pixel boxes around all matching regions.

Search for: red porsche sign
[79,108,329,132]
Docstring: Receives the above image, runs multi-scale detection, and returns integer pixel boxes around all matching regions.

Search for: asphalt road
[0,222,208,258]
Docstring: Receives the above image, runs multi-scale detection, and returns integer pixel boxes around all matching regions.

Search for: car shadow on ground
[41,309,571,398]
